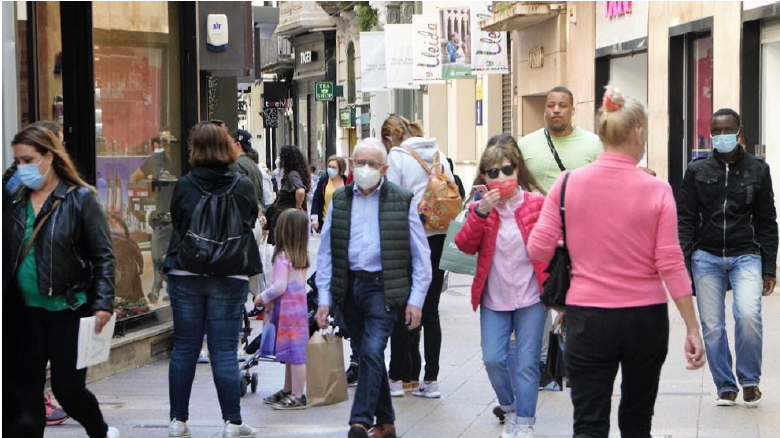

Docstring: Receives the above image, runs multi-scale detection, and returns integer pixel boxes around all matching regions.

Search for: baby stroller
[238,272,350,397]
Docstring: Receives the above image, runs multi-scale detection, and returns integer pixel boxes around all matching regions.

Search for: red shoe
[45,396,68,426]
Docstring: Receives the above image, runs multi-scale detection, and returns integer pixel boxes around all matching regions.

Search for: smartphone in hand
[472,184,488,196]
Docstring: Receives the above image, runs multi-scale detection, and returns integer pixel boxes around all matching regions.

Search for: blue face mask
[17,156,50,190]
[712,133,738,154]
[327,168,338,178]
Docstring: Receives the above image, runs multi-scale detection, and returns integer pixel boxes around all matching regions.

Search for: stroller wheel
[251,373,259,393]
[240,377,248,397]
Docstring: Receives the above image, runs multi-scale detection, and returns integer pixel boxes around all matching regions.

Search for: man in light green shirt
[518,86,602,390]
[519,86,603,193]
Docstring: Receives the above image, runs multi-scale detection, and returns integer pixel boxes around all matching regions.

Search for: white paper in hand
[76,313,117,369]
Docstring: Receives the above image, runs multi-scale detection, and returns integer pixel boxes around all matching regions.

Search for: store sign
[300,50,316,64]
[529,47,544,69]
[475,100,483,126]
[315,81,334,101]
[340,108,355,128]
[605,1,632,18]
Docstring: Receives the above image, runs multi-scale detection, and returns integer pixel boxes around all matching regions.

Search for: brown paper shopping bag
[306,331,349,407]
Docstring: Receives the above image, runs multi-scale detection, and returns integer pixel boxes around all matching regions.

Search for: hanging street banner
[385,24,419,90]
[470,2,509,74]
[360,32,387,92]
[439,6,474,79]
[412,15,444,84]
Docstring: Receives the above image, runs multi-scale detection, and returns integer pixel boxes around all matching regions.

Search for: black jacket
[310,174,346,233]
[678,149,778,276]
[164,165,262,276]
[7,181,116,313]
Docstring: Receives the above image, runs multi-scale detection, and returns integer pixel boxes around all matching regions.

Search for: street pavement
[46,235,780,437]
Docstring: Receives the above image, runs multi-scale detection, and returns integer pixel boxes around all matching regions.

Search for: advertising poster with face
[438,6,474,79]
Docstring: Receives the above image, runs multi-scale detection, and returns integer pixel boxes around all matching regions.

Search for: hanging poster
[385,24,419,89]
[470,2,509,74]
[359,32,387,92]
[438,6,474,79]
[412,15,444,84]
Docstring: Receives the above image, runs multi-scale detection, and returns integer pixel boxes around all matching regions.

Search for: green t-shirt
[518,127,603,192]
[17,203,87,311]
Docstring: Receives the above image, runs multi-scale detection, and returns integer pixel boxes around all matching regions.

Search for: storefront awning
[480,2,566,32]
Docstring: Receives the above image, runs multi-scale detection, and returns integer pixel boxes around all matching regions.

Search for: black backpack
[177,173,248,276]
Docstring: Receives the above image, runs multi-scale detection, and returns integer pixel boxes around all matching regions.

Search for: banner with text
[385,24,419,89]
[412,15,444,83]
[359,32,387,92]
[439,6,474,79]
[470,2,509,74]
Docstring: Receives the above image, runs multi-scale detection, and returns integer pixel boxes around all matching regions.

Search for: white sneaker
[389,378,405,397]
[515,425,535,438]
[223,422,256,438]
[500,413,518,438]
[197,349,210,364]
[412,380,441,398]
[168,419,191,437]
[107,427,121,438]
[237,349,246,362]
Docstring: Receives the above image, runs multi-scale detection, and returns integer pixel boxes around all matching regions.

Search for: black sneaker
[263,389,290,405]
[743,386,762,407]
[716,391,738,406]
[492,406,507,424]
[346,363,359,387]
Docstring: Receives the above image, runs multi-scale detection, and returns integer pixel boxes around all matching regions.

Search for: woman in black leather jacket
[7,125,119,438]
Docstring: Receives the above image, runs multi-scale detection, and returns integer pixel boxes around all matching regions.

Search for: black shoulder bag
[540,171,571,310]
[544,128,566,172]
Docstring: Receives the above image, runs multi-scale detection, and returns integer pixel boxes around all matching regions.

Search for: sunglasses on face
[484,164,516,179]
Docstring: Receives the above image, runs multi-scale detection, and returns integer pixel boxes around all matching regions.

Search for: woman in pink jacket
[455,138,548,438]
[526,88,706,438]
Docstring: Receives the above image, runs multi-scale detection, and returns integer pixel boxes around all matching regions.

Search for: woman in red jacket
[455,138,548,438]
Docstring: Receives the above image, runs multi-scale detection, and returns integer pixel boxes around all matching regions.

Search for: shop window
[92,1,181,320]
[668,23,713,192]
[690,36,713,161]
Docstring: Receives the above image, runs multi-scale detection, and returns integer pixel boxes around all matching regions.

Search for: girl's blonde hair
[381,115,423,145]
[478,138,546,195]
[273,209,310,270]
[597,87,647,146]
[12,125,94,191]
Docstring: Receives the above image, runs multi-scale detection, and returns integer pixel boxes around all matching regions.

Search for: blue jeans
[692,250,763,394]
[341,277,397,426]
[167,275,247,423]
[480,302,545,425]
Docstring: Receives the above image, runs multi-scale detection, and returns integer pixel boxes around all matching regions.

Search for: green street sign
[315,81,334,101]
[339,108,355,128]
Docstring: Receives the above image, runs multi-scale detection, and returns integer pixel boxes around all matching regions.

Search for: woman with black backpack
[164,122,261,438]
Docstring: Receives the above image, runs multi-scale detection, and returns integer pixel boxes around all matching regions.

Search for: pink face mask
[488,178,518,198]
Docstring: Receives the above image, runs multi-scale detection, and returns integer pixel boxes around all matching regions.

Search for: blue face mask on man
[712,133,739,154]
[17,155,51,190]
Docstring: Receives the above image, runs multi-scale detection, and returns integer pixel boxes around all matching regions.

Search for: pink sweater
[526,153,692,308]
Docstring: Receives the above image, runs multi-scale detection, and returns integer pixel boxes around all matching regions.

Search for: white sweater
[386,137,455,236]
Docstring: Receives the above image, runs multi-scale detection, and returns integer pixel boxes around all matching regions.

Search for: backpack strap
[402,146,446,176]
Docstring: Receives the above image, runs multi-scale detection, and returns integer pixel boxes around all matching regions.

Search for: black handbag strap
[559,172,571,249]
[544,128,566,172]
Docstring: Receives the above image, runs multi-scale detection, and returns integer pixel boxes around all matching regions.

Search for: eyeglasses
[484,164,516,179]
[354,159,383,170]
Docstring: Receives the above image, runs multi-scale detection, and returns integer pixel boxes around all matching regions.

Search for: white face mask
[353,165,381,190]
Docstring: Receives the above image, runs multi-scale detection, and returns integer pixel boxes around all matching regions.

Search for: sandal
[263,389,290,405]
[272,394,307,410]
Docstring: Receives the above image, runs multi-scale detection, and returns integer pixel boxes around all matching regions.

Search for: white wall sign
[413,14,444,83]
[470,2,509,74]
[360,32,387,92]
[385,24,419,90]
